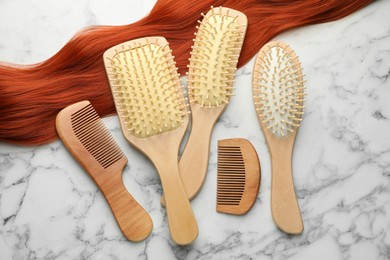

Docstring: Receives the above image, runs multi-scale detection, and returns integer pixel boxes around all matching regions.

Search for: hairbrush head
[187,6,247,108]
[104,37,188,139]
[253,41,306,138]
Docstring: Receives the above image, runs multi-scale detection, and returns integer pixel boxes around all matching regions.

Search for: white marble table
[1,0,389,259]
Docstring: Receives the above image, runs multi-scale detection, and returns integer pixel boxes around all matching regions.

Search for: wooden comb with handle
[56,100,153,242]
[217,138,261,215]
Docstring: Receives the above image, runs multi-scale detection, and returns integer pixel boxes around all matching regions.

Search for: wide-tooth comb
[161,6,248,206]
[103,37,198,245]
[217,138,261,215]
[55,100,153,242]
[252,41,306,234]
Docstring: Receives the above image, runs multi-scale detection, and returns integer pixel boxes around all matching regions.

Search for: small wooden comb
[56,100,153,242]
[217,138,261,215]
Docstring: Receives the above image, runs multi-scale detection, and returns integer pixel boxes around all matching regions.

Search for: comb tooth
[75,121,107,148]
[70,104,124,168]
[218,194,244,197]
[90,131,121,160]
[218,185,245,189]
[218,179,245,183]
[74,121,115,157]
[71,103,98,119]
[218,165,245,169]
[217,139,261,213]
[218,152,242,160]
[217,143,245,207]
[71,113,99,131]
[71,120,98,134]
[218,194,245,197]
[218,171,245,174]
[218,192,245,196]
[218,162,245,166]
[218,182,245,185]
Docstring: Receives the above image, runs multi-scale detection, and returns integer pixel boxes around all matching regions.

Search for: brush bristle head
[71,103,124,168]
[187,6,247,108]
[253,41,306,138]
[104,37,188,138]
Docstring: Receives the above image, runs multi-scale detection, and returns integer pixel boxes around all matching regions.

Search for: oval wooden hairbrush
[103,37,198,245]
[252,41,306,234]
[56,100,153,242]
[161,6,248,205]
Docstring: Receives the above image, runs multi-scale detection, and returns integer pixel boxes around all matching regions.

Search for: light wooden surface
[216,138,261,215]
[161,7,248,205]
[252,41,304,235]
[178,104,225,201]
[266,133,303,234]
[55,100,153,242]
[117,122,199,245]
[103,37,198,245]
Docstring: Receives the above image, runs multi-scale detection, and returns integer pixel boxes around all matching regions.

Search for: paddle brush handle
[154,156,199,245]
[270,149,303,235]
[180,118,214,198]
[160,118,214,206]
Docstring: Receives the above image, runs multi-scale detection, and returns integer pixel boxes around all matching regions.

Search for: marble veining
[1,0,390,259]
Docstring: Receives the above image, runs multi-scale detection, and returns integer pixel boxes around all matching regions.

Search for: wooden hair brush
[161,6,248,205]
[252,41,305,234]
[56,100,153,242]
[103,37,198,245]
[217,138,261,215]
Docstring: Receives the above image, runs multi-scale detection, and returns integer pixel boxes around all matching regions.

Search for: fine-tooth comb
[217,138,261,215]
[55,100,153,242]
[252,41,306,234]
[103,37,198,245]
[161,6,248,206]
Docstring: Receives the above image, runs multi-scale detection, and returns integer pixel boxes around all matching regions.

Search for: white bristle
[253,41,306,137]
